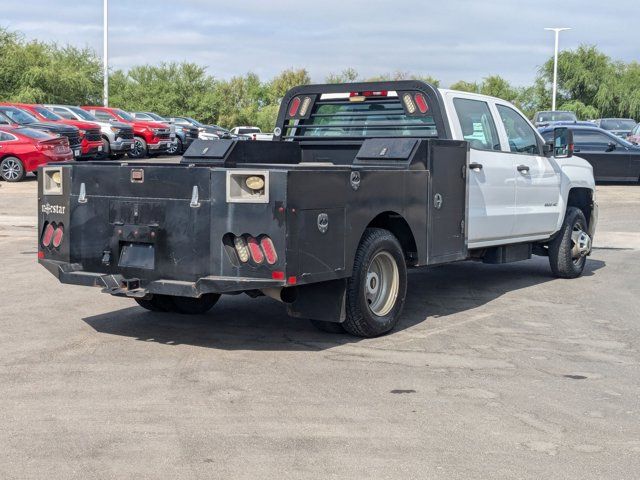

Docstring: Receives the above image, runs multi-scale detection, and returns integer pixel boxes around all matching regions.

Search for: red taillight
[272,271,285,281]
[247,236,264,264]
[362,90,388,97]
[52,225,64,248]
[41,223,55,247]
[414,93,428,113]
[288,97,301,117]
[260,236,278,265]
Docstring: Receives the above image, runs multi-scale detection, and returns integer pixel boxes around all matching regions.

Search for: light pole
[544,27,571,111]
[103,0,109,107]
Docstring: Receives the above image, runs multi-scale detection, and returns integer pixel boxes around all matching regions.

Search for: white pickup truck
[230,126,274,141]
[37,81,597,338]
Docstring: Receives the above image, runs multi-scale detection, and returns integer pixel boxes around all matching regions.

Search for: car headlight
[110,126,121,133]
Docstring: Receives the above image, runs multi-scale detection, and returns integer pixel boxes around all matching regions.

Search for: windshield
[33,106,62,121]
[114,109,135,121]
[147,112,166,121]
[183,117,204,127]
[16,127,55,140]
[68,106,99,121]
[601,119,636,131]
[0,106,38,124]
[537,111,577,123]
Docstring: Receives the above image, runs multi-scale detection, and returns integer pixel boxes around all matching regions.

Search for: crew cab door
[447,93,516,246]
[494,104,561,238]
[573,130,631,181]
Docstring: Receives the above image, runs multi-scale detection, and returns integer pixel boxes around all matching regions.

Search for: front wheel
[1,157,25,182]
[167,138,182,155]
[342,228,407,338]
[128,136,148,159]
[548,207,591,279]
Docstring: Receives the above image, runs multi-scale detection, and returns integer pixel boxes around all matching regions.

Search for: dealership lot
[1,178,639,479]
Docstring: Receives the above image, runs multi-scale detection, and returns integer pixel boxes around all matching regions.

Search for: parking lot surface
[1,175,639,479]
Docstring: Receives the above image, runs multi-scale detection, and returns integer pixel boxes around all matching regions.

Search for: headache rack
[276,80,451,143]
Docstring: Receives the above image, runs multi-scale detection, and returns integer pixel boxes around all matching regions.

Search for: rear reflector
[403,93,416,114]
[234,236,250,263]
[272,271,285,281]
[288,97,301,117]
[52,225,64,248]
[41,223,55,247]
[247,237,264,264]
[260,236,278,264]
[414,93,429,113]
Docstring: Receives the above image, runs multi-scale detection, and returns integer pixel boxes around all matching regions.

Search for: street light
[544,27,571,111]
[103,0,109,107]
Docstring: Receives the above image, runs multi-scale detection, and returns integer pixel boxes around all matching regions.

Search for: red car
[81,106,173,158]
[0,126,73,181]
[1,102,103,159]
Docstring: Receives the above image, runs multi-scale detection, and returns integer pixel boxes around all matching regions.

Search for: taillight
[52,225,64,248]
[247,236,264,264]
[41,223,55,247]
[362,90,388,97]
[234,236,250,263]
[260,236,278,265]
[288,97,301,117]
[414,93,429,113]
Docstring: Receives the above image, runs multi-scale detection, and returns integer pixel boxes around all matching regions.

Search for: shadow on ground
[83,256,605,351]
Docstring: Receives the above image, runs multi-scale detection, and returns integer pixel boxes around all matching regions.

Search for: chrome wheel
[571,221,591,266]
[365,251,399,317]
[1,157,24,182]
[167,139,179,155]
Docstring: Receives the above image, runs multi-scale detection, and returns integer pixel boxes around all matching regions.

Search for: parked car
[131,112,198,154]
[533,110,578,128]
[0,106,82,157]
[81,106,172,158]
[627,123,640,145]
[540,124,640,182]
[230,126,273,141]
[0,126,72,181]
[592,118,637,139]
[1,102,103,159]
[170,116,231,140]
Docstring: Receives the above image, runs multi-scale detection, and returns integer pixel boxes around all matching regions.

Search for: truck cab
[38,81,597,338]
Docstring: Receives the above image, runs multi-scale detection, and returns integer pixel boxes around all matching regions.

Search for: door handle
[469,162,483,171]
[517,164,530,174]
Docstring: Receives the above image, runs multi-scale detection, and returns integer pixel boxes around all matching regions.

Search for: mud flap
[287,278,347,323]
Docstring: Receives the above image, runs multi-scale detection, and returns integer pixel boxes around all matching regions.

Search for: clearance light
[41,223,55,247]
[272,271,285,281]
[52,225,64,248]
[299,96,312,116]
[403,93,416,114]
[260,236,278,265]
[247,237,264,264]
[234,236,250,263]
[288,97,301,117]
[414,93,429,113]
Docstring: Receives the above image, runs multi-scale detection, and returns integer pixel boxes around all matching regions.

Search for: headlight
[110,126,121,133]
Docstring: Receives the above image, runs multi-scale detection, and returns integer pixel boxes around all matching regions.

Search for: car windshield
[537,112,577,122]
[114,109,135,121]
[183,117,204,127]
[601,119,636,131]
[16,127,55,140]
[0,106,38,124]
[147,112,166,121]
[68,106,99,121]
[33,106,62,121]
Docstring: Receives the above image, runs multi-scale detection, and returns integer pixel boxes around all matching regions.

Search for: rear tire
[548,207,590,279]
[172,294,220,314]
[310,320,347,334]
[135,294,175,312]
[342,228,407,338]
[0,157,25,182]
[128,136,148,159]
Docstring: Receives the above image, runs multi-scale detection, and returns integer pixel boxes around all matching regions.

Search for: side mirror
[606,141,617,152]
[553,127,573,158]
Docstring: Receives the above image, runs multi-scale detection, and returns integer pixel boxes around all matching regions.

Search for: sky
[1,0,637,87]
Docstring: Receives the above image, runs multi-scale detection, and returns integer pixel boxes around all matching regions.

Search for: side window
[52,108,75,120]
[0,132,14,141]
[452,98,500,151]
[574,131,616,150]
[496,105,541,155]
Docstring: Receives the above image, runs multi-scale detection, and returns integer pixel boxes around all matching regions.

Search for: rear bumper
[39,259,285,297]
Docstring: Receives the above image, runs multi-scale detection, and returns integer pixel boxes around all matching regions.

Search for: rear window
[15,127,55,140]
[289,94,437,139]
[537,111,577,123]
[237,128,261,135]
[601,119,636,131]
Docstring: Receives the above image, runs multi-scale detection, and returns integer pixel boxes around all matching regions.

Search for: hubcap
[365,251,399,317]
[1,159,22,180]
[571,222,591,265]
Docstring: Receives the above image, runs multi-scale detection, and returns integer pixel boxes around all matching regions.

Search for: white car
[230,126,273,141]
